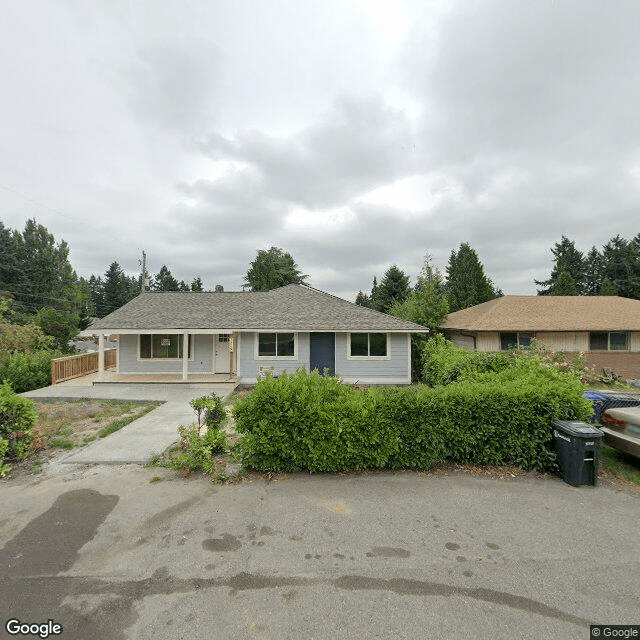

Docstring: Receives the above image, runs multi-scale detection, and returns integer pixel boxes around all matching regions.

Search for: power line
[0,182,143,254]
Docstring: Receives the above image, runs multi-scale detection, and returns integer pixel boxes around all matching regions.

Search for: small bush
[0,438,10,478]
[0,381,38,474]
[169,424,227,478]
[190,394,225,429]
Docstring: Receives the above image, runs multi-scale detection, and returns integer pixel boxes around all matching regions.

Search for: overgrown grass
[97,404,160,438]
[48,437,74,450]
[601,445,640,486]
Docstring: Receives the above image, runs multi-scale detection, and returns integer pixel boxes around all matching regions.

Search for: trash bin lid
[582,391,605,402]
[594,391,640,402]
[552,420,604,438]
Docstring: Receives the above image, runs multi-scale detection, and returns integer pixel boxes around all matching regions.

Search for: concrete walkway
[23,382,236,465]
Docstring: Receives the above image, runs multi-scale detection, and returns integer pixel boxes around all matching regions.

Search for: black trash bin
[582,391,640,423]
[551,420,604,487]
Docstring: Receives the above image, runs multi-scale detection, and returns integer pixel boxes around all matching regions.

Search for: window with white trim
[139,334,192,359]
[257,332,295,357]
[349,333,387,357]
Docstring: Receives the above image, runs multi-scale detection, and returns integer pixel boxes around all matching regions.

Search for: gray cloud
[3,1,640,302]
[123,41,221,134]
[199,97,417,209]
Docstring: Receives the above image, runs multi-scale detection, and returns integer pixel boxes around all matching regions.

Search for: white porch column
[182,332,189,381]
[98,333,105,381]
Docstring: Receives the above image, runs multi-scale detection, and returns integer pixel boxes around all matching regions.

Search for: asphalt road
[0,465,638,640]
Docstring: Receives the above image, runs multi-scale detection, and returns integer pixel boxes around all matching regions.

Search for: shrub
[0,438,10,478]
[0,349,65,393]
[234,369,399,472]
[189,394,225,429]
[169,423,227,479]
[234,361,592,474]
[0,381,38,474]
[421,334,511,386]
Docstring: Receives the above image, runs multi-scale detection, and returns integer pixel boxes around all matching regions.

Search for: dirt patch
[4,398,162,481]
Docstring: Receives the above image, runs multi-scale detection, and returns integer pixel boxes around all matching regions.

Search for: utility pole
[139,250,148,294]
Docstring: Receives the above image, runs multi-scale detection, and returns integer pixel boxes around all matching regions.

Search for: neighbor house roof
[439,296,640,332]
[84,284,428,333]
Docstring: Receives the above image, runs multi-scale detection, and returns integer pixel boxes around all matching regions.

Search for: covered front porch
[91,330,239,383]
[93,371,238,385]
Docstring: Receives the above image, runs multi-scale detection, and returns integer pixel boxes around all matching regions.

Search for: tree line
[355,242,501,320]
[535,234,640,298]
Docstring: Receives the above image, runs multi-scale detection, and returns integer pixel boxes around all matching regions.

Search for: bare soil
[4,398,161,480]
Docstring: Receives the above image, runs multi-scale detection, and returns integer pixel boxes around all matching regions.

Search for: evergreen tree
[600,235,639,298]
[552,270,580,295]
[8,219,77,313]
[371,265,411,312]
[583,246,604,295]
[535,236,585,295]
[445,243,500,311]
[88,275,104,317]
[355,290,370,307]
[243,247,308,291]
[599,276,618,295]
[73,278,95,329]
[152,265,180,291]
[0,222,20,296]
[190,276,204,292]
[102,262,130,316]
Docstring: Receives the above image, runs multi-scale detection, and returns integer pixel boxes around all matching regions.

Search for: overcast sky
[2,0,639,301]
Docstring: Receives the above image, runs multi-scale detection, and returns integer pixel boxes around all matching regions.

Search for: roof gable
[439,295,640,332]
[86,284,428,333]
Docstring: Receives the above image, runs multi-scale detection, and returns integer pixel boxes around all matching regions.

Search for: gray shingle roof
[439,295,640,331]
[85,284,428,332]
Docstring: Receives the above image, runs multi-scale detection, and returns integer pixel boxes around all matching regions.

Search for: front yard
[5,398,162,479]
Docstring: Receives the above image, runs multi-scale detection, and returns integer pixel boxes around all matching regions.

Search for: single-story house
[80,284,428,385]
[439,295,640,380]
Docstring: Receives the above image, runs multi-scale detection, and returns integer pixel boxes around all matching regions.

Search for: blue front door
[309,332,335,375]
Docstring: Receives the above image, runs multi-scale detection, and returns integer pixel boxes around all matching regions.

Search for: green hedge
[233,365,592,474]
[422,334,512,386]
[0,349,65,393]
[0,381,38,476]
[234,370,398,472]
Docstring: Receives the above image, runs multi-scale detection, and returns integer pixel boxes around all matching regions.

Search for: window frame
[500,332,535,351]
[138,333,193,360]
[346,332,391,360]
[254,332,298,360]
[589,331,629,351]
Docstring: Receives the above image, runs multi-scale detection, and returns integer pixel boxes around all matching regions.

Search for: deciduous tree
[243,247,308,291]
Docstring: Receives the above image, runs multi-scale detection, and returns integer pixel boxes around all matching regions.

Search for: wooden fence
[51,349,117,384]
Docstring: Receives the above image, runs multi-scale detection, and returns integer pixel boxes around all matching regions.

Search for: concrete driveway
[22,382,235,464]
[0,465,638,640]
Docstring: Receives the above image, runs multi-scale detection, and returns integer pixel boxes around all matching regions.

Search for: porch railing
[51,349,117,384]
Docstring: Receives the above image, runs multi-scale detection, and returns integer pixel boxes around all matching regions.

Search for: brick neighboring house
[439,296,640,381]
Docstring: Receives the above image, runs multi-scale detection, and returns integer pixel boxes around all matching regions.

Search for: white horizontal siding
[238,332,310,382]
[118,334,213,373]
[334,333,410,384]
[237,331,410,384]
